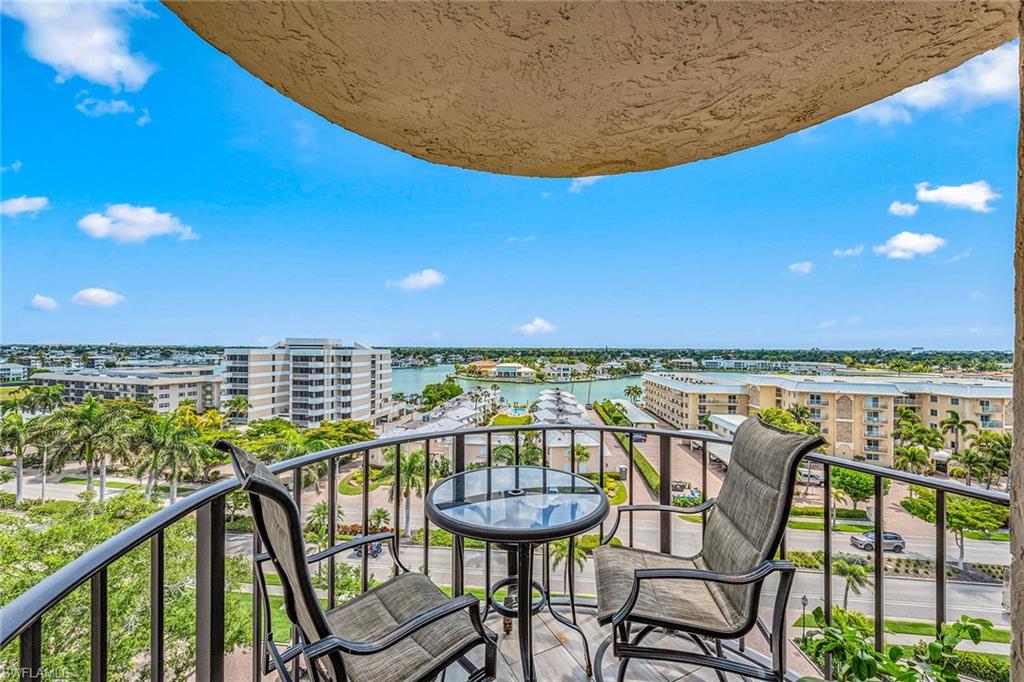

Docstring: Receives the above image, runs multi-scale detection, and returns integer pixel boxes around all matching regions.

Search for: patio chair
[591,417,824,681]
[217,441,497,682]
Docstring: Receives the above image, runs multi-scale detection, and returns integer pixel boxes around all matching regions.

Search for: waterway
[390,365,752,405]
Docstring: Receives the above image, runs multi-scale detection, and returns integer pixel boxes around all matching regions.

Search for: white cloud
[968,326,982,334]
[1,160,23,174]
[942,249,973,264]
[888,201,918,217]
[135,108,151,127]
[516,317,555,336]
[874,231,946,259]
[388,268,445,291]
[72,288,124,307]
[425,331,442,340]
[2,1,155,91]
[969,290,983,300]
[788,261,814,275]
[851,43,1018,125]
[818,320,838,329]
[568,176,604,193]
[293,121,315,148]
[1,195,50,217]
[75,94,134,117]
[506,235,536,243]
[847,316,863,326]
[77,204,196,243]
[915,181,999,213]
[833,245,864,258]
[30,294,58,311]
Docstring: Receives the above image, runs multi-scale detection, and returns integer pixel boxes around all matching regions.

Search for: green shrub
[0,457,14,466]
[577,534,622,554]
[225,517,254,533]
[952,651,1010,682]
[672,492,704,508]
[790,505,868,520]
[788,550,824,569]
[592,402,661,492]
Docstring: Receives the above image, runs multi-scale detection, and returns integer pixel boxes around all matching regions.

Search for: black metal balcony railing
[0,424,1010,681]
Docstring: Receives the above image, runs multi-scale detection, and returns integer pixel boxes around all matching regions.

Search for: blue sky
[0,3,1017,350]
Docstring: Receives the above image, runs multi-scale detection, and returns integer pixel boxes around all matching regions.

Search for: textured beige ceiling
[166,1,1018,178]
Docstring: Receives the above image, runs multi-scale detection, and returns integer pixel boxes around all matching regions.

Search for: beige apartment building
[222,338,391,427]
[644,372,1013,466]
[642,373,748,430]
[33,366,222,413]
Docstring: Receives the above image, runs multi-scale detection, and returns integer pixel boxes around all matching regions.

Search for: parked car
[671,480,687,492]
[797,468,824,486]
[850,530,905,553]
[631,433,647,443]
[585,402,594,410]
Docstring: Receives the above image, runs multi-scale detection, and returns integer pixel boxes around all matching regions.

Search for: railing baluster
[598,433,606,539]
[291,467,302,682]
[570,429,576,474]
[19,619,41,682]
[822,463,833,679]
[627,434,635,547]
[659,434,672,555]
[151,530,165,682]
[91,567,107,682]
[701,441,709,537]
[328,458,337,609]
[250,534,262,682]
[453,434,466,596]
[514,429,520,465]
[361,450,370,593]
[486,433,493,596]
[873,475,884,652]
[393,446,401,578]
[196,496,226,682]
[935,489,947,637]
[423,439,431,577]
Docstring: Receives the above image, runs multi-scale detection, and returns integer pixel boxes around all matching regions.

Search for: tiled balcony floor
[445,607,799,682]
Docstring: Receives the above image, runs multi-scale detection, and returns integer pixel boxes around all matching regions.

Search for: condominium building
[642,373,748,430]
[32,366,222,413]
[644,372,1013,465]
[222,338,391,427]
[0,363,29,382]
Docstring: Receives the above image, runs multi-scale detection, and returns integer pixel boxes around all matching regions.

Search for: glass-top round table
[425,466,609,681]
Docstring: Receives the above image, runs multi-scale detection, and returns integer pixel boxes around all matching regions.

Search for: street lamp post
[800,594,809,642]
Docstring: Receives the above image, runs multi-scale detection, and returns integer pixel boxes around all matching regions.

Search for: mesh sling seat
[218,441,497,682]
[591,417,824,681]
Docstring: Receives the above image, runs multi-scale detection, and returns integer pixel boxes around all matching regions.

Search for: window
[930,409,938,417]
[930,395,939,403]
[951,398,960,405]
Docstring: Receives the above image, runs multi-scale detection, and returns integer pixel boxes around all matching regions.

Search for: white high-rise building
[222,338,391,427]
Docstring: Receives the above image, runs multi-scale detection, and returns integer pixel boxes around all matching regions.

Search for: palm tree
[830,488,848,530]
[47,395,126,501]
[952,447,987,487]
[0,413,30,504]
[137,413,206,503]
[225,396,251,421]
[939,411,977,455]
[832,559,870,609]
[894,445,930,476]
[549,537,587,595]
[572,443,590,470]
[972,431,1012,490]
[623,385,643,404]
[382,448,426,537]
[492,443,516,465]
[369,507,391,532]
[786,403,811,425]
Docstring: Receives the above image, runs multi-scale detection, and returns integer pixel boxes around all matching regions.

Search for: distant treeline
[389,346,1012,371]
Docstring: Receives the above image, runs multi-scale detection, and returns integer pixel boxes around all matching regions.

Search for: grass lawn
[965,529,1010,542]
[58,476,195,495]
[338,471,393,496]
[0,386,26,399]
[793,614,1011,644]
[786,519,872,533]
[490,413,533,426]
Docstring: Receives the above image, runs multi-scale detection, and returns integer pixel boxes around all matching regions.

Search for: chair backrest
[217,441,344,680]
[699,417,823,628]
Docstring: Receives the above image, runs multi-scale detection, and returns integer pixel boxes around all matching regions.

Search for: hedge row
[790,505,868,520]
[593,401,661,494]
[952,651,1010,682]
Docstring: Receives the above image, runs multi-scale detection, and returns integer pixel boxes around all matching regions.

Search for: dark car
[850,530,905,553]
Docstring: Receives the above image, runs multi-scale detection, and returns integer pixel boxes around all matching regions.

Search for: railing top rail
[806,452,1009,504]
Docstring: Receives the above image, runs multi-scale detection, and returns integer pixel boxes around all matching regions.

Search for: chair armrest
[304,594,485,660]
[611,559,793,626]
[305,532,395,564]
[600,499,717,545]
